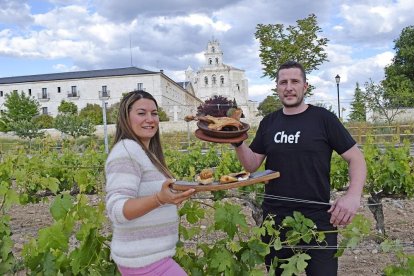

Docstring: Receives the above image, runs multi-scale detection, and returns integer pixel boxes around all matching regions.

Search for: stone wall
[0,117,263,139]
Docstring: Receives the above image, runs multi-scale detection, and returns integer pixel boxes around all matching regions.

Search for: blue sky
[1,0,413,119]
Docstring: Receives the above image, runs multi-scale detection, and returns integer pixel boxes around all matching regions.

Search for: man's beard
[281,94,304,108]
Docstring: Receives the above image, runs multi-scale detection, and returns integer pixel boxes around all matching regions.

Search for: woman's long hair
[113,90,173,178]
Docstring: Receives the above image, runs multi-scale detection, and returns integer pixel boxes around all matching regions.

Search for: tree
[257,95,283,116]
[54,114,96,139]
[106,102,120,124]
[58,100,78,115]
[33,114,54,129]
[313,102,336,115]
[363,80,405,125]
[197,95,236,117]
[383,25,414,107]
[255,13,328,94]
[348,83,367,122]
[158,107,169,122]
[11,119,44,140]
[2,90,40,123]
[79,104,103,125]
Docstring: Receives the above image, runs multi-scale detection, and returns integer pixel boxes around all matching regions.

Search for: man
[232,61,366,275]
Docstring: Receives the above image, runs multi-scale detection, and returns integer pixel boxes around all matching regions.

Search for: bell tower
[204,39,223,67]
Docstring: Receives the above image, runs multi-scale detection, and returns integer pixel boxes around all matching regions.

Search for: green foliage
[255,13,328,94]
[383,25,414,107]
[348,83,367,122]
[363,80,407,125]
[10,119,45,140]
[257,95,282,117]
[382,240,414,275]
[22,194,117,275]
[79,103,103,125]
[58,100,78,115]
[363,137,414,198]
[1,138,413,275]
[330,152,349,190]
[158,107,169,122]
[0,156,19,274]
[2,91,40,132]
[106,101,120,124]
[197,95,236,117]
[33,114,54,129]
[3,90,40,122]
[54,114,96,138]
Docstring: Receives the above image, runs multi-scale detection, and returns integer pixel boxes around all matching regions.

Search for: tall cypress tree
[348,83,366,122]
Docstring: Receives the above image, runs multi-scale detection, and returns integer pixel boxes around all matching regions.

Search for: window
[42,107,48,115]
[42,88,47,99]
[137,83,143,90]
[208,58,212,65]
[28,89,32,96]
[71,86,77,96]
[212,74,217,85]
[57,87,61,93]
[0,91,3,97]
[212,46,215,53]
[204,76,208,85]
[215,57,219,64]
[220,76,224,85]
[102,85,108,97]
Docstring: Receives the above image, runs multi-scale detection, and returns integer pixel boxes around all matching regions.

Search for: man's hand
[328,194,361,227]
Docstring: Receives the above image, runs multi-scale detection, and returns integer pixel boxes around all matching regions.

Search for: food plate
[171,170,280,192]
[197,121,250,139]
[195,129,248,143]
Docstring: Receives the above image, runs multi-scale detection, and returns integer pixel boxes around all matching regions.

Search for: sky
[1,0,413,119]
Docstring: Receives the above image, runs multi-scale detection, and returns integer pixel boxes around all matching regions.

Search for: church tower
[204,39,223,67]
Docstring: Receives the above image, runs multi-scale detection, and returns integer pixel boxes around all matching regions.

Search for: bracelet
[154,193,165,206]
[231,141,243,148]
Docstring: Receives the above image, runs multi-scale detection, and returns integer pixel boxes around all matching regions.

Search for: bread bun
[199,168,214,180]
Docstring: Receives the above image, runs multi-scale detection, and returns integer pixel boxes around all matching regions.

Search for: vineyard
[0,134,413,275]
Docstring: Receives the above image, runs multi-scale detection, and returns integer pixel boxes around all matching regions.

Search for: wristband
[231,141,243,148]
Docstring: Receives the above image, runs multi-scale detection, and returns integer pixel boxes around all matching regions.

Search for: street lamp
[335,74,341,119]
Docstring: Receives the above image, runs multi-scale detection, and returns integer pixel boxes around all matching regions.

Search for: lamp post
[335,74,341,119]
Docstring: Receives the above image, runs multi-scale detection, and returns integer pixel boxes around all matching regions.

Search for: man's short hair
[276,61,307,83]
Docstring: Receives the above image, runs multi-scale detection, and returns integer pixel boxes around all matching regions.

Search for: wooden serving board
[171,170,280,192]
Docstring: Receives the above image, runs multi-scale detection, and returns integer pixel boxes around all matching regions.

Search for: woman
[105,90,195,275]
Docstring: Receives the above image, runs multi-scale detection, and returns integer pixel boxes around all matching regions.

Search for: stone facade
[185,39,258,119]
[0,68,202,121]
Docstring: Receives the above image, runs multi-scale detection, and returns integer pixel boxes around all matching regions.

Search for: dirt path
[8,195,414,275]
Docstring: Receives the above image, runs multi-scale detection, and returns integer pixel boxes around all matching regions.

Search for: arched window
[220,76,224,85]
[215,57,219,64]
[209,58,212,65]
[204,76,208,85]
[212,74,217,85]
[212,46,215,53]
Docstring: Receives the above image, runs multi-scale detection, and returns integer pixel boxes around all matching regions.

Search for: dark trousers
[262,210,338,276]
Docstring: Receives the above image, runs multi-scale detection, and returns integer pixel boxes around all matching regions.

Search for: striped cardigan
[105,139,178,268]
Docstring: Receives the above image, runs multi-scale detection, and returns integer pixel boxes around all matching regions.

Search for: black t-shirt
[250,105,356,216]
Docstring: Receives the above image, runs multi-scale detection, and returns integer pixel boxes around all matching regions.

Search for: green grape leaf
[50,194,74,221]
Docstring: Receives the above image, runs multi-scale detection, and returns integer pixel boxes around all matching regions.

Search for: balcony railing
[67,91,80,99]
[37,93,50,101]
[99,90,110,99]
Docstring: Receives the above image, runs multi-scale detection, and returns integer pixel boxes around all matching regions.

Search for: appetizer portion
[195,168,214,185]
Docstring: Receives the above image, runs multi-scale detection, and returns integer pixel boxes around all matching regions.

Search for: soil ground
[7,194,414,275]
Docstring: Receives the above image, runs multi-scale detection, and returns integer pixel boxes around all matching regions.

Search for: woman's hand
[156,179,195,205]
